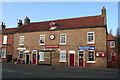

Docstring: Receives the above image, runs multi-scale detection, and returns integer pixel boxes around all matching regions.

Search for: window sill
[19,44,24,46]
[39,60,44,61]
[59,43,66,45]
[87,42,95,44]
[87,61,96,63]
[59,61,66,62]
[110,46,115,48]
[39,44,45,46]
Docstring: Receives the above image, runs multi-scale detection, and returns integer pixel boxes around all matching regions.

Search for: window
[19,51,23,59]
[87,32,95,44]
[19,36,24,45]
[88,51,94,61]
[110,41,115,48]
[39,35,45,45]
[59,51,66,62]
[1,49,6,58]
[3,35,8,44]
[39,52,44,61]
[60,34,66,44]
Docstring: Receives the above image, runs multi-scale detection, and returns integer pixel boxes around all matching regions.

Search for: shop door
[33,54,36,64]
[79,51,84,67]
[70,54,74,66]
[26,54,29,64]
[79,54,84,66]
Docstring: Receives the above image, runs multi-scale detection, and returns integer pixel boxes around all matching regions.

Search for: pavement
[1,63,120,78]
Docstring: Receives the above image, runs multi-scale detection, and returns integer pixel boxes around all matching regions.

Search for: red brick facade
[1,28,17,62]
[107,34,118,68]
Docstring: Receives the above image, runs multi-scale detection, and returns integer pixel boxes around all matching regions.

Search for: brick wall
[13,27,107,68]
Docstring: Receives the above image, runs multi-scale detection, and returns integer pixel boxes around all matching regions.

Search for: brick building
[0,22,17,62]
[107,33,118,68]
[13,7,107,68]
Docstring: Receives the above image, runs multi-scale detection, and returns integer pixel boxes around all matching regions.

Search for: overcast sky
[1,2,118,36]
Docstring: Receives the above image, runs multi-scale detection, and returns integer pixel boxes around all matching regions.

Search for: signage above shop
[49,22,57,30]
[49,34,55,40]
[78,46,95,50]
[96,51,106,57]
[45,44,59,48]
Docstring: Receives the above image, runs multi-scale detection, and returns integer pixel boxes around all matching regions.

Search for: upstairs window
[60,34,66,45]
[39,35,45,45]
[87,32,95,44]
[19,36,24,45]
[59,51,66,62]
[3,35,8,44]
[110,41,115,48]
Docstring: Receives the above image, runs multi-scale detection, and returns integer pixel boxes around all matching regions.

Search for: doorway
[33,54,36,64]
[79,51,84,67]
[26,54,29,64]
[69,50,75,66]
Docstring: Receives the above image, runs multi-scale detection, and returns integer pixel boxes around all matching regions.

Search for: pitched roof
[107,34,116,40]
[2,27,18,34]
[17,15,105,33]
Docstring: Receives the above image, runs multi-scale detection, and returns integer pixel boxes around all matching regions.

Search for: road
[1,63,119,78]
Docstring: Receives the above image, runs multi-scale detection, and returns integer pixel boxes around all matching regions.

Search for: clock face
[49,34,55,40]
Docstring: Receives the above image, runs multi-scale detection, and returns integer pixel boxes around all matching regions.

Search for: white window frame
[18,50,24,59]
[87,32,95,44]
[19,36,24,46]
[39,51,44,61]
[39,35,45,45]
[3,35,8,44]
[110,41,115,48]
[60,34,66,45]
[59,50,66,62]
[1,49,6,58]
[87,50,96,63]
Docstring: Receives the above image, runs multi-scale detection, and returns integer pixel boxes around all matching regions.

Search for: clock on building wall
[49,34,55,40]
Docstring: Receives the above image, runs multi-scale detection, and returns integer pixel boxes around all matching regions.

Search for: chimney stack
[0,22,6,29]
[24,16,30,25]
[101,7,107,25]
[18,20,23,27]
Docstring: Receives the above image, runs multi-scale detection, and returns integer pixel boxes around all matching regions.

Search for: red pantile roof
[2,27,18,34]
[107,34,116,40]
[17,15,105,33]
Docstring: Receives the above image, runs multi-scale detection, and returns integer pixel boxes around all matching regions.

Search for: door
[79,54,84,66]
[33,54,36,64]
[79,51,84,67]
[70,54,74,66]
[26,54,29,64]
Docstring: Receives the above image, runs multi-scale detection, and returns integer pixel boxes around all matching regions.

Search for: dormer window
[110,41,115,48]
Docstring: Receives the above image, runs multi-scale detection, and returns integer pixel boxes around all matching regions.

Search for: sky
[1,2,118,36]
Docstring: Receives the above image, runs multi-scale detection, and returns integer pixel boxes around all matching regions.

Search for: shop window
[1,49,6,58]
[19,51,23,59]
[60,34,66,45]
[88,51,94,61]
[59,51,66,62]
[19,36,24,45]
[39,35,45,45]
[110,41,115,48]
[39,52,44,61]
[87,32,95,44]
[3,35,8,44]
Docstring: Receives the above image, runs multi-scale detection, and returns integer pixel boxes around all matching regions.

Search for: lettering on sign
[45,44,59,48]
